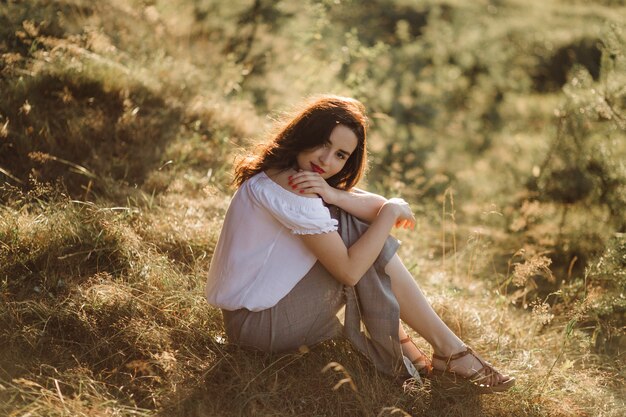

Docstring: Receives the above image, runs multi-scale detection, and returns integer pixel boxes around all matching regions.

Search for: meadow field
[1,0,625,416]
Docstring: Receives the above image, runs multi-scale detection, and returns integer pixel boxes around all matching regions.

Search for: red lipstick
[311,162,325,174]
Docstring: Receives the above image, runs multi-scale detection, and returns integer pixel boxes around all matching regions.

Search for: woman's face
[296,124,358,180]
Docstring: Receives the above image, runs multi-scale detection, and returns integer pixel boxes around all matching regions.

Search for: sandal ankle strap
[432,346,474,362]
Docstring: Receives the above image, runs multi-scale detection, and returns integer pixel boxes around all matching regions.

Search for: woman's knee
[384,254,404,276]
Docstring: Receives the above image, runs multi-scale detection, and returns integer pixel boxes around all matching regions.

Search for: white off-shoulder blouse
[205,171,339,311]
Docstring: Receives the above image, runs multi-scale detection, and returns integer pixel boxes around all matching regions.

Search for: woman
[205,95,515,393]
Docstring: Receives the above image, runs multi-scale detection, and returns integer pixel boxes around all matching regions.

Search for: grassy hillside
[1,0,625,416]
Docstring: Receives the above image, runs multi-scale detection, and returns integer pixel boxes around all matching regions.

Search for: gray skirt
[222,207,413,379]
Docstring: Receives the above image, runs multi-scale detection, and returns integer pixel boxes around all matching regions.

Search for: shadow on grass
[159,342,543,417]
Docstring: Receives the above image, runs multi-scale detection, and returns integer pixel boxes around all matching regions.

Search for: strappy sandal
[431,346,515,393]
[400,336,433,377]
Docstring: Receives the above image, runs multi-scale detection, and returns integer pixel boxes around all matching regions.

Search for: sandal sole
[430,370,516,394]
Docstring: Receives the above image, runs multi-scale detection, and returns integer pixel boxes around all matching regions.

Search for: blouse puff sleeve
[249,174,339,235]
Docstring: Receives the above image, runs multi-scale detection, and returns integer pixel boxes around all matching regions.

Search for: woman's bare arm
[289,171,387,222]
[330,187,387,223]
[299,199,414,286]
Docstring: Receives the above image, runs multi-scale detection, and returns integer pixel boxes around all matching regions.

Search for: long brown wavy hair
[233,95,368,190]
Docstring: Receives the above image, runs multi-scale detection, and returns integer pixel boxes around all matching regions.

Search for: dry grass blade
[0,166,24,185]
[321,362,358,392]
[377,406,412,417]
[0,0,624,416]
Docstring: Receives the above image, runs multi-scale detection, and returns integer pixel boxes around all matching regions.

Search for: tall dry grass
[1,0,625,416]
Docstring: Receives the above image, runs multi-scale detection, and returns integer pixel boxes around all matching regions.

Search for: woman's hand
[288,171,339,204]
[379,198,416,230]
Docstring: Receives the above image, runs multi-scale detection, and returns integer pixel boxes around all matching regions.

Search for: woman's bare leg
[386,254,510,385]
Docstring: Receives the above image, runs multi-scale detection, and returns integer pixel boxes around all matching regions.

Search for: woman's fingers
[289,172,319,188]
[397,219,415,230]
[386,197,416,230]
[289,174,313,191]
[288,172,333,199]
[290,180,320,193]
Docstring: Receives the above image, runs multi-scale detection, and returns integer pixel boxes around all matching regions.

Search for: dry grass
[1,0,625,416]
[2,178,624,417]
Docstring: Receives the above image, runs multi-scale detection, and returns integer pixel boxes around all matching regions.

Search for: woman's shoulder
[263,169,292,191]
[245,170,325,210]
[238,170,337,233]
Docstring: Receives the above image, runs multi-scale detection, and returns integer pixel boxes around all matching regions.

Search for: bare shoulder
[265,168,296,194]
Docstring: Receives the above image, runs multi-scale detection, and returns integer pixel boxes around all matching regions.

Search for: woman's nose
[319,149,331,165]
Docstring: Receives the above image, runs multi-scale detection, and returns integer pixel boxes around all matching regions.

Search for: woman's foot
[431,346,515,393]
[400,336,433,376]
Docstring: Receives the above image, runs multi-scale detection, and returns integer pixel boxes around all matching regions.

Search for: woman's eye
[336,152,345,160]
